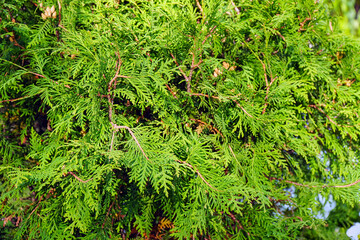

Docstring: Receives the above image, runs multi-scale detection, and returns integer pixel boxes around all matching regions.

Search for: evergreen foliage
[1,0,360,239]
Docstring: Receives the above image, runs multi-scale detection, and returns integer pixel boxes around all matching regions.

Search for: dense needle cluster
[1,0,360,239]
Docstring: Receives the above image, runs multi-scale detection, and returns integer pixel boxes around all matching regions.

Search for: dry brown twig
[170,53,192,92]
[271,176,360,188]
[202,26,217,45]
[4,24,25,49]
[259,55,278,115]
[175,159,220,191]
[228,145,237,159]
[190,118,224,137]
[3,11,24,48]
[68,171,92,183]
[112,125,150,160]
[102,199,115,229]
[233,100,254,118]
[298,17,312,32]
[27,194,44,219]
[0,95,31,103]
[2,215,13,227]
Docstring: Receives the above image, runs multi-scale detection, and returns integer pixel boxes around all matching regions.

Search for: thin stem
[271,176,360,188]
[228,212,245,231]
[202,26,217,45]
[0,95,31,103]
[190,118,224,138]
[308,104,352,128]
[27,194,44,219]
[228,145,236,159]
[329,179,360,188]
[170,25,214,93]
[112,125,149,160]
[0,58,45,78]
[68,171,92,183]
[108,56,122,101]
[1,58,72,89]
[230,0,240,15]
[170,52,190,86]
[195,0,204,18]
[176,159,221,191]
[57,0,62,26]
[191,92,253,118]
[107,53,122,121]
[106,53,149,161]
[165,83,178,99]
[4,27,25,49]
[190,92,220,100]
[233,100,254,118]
[102,199,115,229]
[110,131,115,151]
[240,44,274,115]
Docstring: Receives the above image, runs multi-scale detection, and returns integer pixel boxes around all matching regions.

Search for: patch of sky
[347,222,360,240]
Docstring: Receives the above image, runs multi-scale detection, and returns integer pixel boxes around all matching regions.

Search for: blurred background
[330,0,360,36]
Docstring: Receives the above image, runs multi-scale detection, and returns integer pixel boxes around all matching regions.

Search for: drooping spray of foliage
[1,0,360,239]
